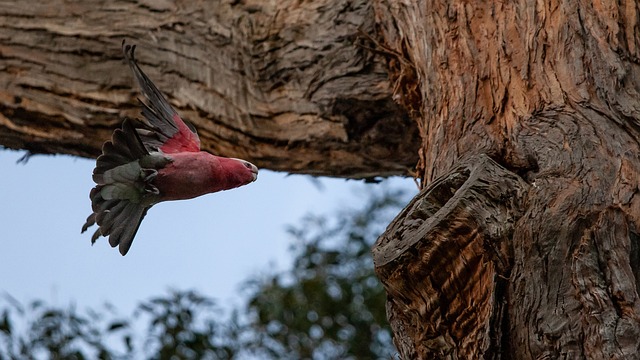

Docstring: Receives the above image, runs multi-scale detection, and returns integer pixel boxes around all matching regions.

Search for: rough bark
[0,0,419,178]
[373,0,640,359]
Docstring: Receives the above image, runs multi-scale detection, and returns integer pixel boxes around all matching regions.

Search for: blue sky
[0,148,414,316]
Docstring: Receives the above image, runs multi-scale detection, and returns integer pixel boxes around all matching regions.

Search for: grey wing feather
[122,40,198,151]
[94,120,148,184]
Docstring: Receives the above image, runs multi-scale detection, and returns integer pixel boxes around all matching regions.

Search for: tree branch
[0,0,419,178]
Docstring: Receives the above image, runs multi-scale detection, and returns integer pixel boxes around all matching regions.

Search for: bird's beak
[250,164,258,181]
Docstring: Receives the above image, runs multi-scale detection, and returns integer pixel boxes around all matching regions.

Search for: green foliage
[137,290,240,359]
[243,187,405,360]
[0,187,406,359]
[0,295,131,359]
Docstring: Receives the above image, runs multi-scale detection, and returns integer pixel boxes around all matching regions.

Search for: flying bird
[82,41,258,256]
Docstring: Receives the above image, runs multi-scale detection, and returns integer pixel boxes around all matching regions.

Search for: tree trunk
[4,0,640,358]
[373,1,640,359]
[0,0,419,178]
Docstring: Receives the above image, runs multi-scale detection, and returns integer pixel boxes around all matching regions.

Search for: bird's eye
[244,162,252,169]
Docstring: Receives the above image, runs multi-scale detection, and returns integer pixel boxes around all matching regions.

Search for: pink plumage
[155,153,257,201]
[159,114,201,154]
[81,41,258,256]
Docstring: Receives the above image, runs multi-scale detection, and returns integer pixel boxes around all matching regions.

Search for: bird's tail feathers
[82,119,167,255]
[82,187,150,256]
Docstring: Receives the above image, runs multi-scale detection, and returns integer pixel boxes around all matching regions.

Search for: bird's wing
[122,41,201,154]
[83,119,169,256]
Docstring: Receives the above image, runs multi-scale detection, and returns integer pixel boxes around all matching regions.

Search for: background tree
[0,296,132,359]
[0,187,405,359]
[243,187,404,359]
[3,0,640,358]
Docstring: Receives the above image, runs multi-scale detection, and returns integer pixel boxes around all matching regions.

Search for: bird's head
[219,157,258,189]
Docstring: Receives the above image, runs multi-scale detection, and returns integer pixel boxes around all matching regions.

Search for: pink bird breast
[154,152,258,201]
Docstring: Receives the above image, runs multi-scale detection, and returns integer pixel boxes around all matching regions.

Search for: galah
[82,42,258,256]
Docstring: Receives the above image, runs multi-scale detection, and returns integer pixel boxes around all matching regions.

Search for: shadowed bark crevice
[629,230,640,297]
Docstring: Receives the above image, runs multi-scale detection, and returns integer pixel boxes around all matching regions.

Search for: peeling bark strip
[0,0,419,178]
[374,155,529,359]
